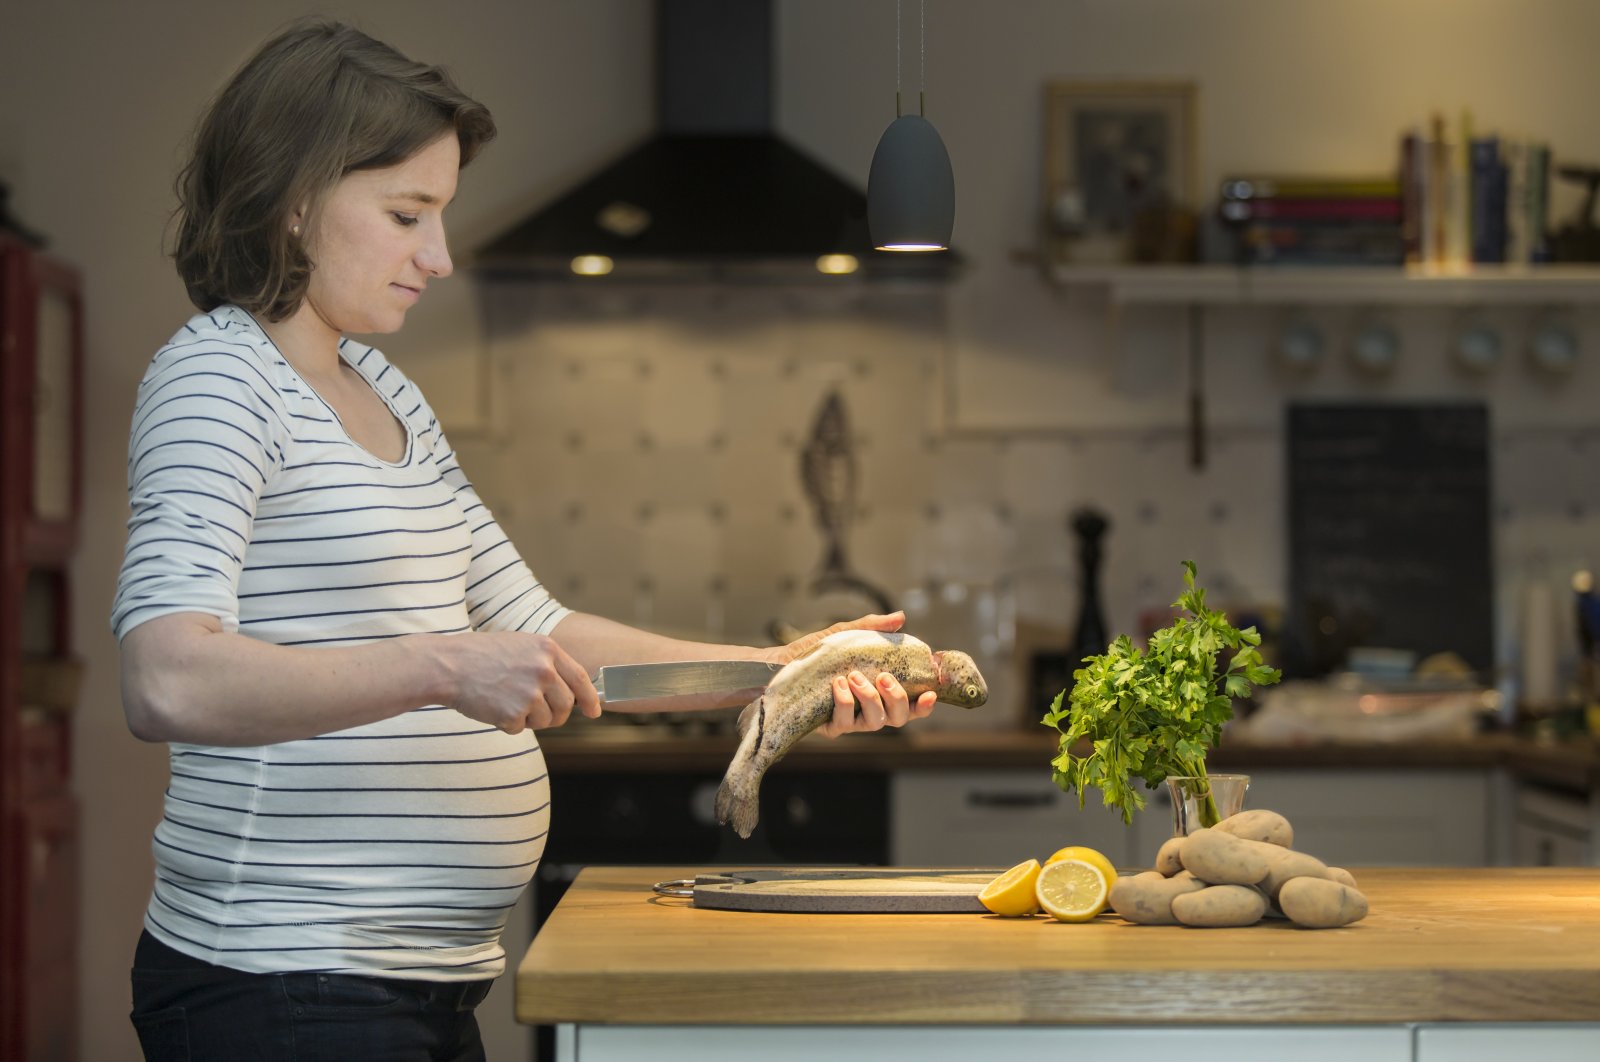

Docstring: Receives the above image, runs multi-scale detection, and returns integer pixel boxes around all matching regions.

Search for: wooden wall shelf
[1048,263,1600,306]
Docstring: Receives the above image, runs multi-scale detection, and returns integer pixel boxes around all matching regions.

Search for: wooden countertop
[537,727,1600,788]
[516,865,1600,1026]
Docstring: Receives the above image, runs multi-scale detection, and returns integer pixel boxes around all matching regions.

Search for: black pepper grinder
[1067,508,1111,673]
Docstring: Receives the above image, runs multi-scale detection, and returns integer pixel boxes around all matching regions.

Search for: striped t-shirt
[111,304,568,981]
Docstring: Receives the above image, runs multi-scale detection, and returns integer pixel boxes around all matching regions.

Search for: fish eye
[965,684,977,698]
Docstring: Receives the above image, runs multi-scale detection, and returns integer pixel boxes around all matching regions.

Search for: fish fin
[735,695,763,740]
[716,703,765,839]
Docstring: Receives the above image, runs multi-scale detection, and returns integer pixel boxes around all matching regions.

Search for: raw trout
[714,630,988,838]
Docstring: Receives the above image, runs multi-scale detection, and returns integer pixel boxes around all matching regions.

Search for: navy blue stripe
[277,624,470,646]
[237,569,467,600]
[253,498,456,523]
[169,771,547,794]
[468,539,512,565]
[474,585,537,628]
[160,879,517,912]
[464,558,519,594]
[176,747,538,768]
[165,791,547,819]
[238,597,465,626]
[275,459,430,475]
[158,867,532,893]
[243,544,469,573]
[120,559,235,584]
[152,889,494,933]
[518,597,565,633]
[260,476,446,501]
[162,814,545,845]
[248,518,467,546]
[308,726,500,741]
[153,835,542,870]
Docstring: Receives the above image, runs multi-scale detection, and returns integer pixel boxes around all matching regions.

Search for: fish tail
[714,773,761,840]
[716,697,766,839]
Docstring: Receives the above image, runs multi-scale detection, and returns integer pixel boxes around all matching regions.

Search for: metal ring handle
[652,878,696,898]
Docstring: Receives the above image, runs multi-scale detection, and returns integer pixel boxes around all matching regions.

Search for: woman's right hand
[436,631,602,733]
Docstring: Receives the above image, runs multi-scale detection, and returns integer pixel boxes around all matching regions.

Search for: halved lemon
[1034,858,1109,922]
[1044,844,1118,890]
[978,859,1042,917]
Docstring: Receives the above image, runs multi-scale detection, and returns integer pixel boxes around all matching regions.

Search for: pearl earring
[291,224,301,236]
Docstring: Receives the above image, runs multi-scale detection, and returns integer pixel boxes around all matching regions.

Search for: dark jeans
[129,931,493,1062]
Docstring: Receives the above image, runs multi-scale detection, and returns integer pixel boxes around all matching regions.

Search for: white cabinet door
[1132,768,1492,867]
[1513,785,1595,866]
[568,1025,1413,1062]
[1416,1024,1600,1061]
[891,769,1139,867]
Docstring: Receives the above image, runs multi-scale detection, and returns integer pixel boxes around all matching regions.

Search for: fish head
[934,650,988,708]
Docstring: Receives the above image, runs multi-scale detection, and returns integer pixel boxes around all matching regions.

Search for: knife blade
[593,659,785,703]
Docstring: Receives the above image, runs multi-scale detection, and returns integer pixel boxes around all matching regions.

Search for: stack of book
[1399,113,1552,270]
[1216,176,1404,266]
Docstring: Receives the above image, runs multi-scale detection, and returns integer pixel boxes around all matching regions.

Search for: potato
[1279,876,1369,928]
[1260,848,1332,900]
[1154,836,1185,876]
[1213,809,1294,848]
[1327,866,1359,889]
[1178,827,1274,886]
[1108,870,1206,925]
[1171,884,1268,927]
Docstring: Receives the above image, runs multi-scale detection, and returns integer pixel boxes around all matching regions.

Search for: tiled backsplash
[447,283,1600,727]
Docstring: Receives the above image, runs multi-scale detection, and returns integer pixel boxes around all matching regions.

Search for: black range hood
[473,0,960,283]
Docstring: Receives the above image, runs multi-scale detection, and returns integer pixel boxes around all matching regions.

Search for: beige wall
[4,2,1600,1059]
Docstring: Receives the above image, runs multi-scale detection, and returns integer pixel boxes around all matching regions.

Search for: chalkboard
[1285,403,1492,679]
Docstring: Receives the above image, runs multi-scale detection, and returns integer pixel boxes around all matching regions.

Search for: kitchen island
[516,865,1600,1061]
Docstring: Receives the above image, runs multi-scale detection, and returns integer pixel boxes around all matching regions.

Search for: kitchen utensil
[593,659,784,704]
[799,390,893,613]
[651,867,1001,913]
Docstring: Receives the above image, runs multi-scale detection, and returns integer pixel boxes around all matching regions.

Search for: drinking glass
[1166,773,1250,835]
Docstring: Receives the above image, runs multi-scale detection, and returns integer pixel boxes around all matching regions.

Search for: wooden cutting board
[659,867,1003,913]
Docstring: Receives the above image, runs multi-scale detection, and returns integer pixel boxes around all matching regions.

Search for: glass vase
[1166,773,1250,836]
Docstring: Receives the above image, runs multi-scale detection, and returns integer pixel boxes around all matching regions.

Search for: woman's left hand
[772,611,938,738]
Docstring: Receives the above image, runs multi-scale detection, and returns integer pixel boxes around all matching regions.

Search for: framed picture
[1044,81,1198,261]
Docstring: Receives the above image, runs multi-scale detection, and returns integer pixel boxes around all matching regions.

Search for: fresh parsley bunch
[1043,560,1282,824]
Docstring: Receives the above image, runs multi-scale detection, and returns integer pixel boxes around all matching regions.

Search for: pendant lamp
[867,0,955,252]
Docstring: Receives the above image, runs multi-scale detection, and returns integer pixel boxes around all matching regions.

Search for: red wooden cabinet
[1,230,84,1062]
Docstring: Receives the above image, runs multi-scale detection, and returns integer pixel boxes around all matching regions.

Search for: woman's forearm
[121,612,458,746]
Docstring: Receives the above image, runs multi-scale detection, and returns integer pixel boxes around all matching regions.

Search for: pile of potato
[1108,809,1368,929]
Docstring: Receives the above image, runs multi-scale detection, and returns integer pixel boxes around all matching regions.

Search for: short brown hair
[171,19,496,321]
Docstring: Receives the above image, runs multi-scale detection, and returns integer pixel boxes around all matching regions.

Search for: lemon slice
[978,859,1042,917]
[1035,858,1108,922]
[1044,845,1118,889]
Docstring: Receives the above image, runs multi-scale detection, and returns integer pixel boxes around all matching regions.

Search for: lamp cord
[895,0,901,118]
[896,0,928,118]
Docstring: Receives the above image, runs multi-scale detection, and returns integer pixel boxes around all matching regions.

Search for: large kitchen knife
[592,659,784,703]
